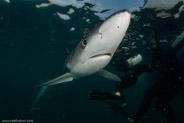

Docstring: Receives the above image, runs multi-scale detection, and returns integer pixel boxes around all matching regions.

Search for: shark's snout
[116,9,131,14]
[105,9,131,21]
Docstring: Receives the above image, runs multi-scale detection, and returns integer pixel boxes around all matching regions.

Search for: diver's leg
[109,86,159,123]
[131,81,166,122]
[130,88,154,122]
[155,83,180,123]
[155,101,177,123]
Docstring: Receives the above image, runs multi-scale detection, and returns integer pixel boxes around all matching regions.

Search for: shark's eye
[82,39,87,47]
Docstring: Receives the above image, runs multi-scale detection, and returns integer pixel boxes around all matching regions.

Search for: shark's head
[67,10,131,76]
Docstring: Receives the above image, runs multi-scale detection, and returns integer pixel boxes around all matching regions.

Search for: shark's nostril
[100,33,103,39]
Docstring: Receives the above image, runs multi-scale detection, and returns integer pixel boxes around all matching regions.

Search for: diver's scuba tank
[126,54,142,67]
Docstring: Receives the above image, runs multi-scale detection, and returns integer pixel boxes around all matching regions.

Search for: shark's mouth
[90,53,111,59]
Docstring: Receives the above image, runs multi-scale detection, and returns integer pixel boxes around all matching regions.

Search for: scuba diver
[112,30,183,123]
[126,34,184,123]
[89,26,184,122]
[88,1,184,122]
[123,12,184,122]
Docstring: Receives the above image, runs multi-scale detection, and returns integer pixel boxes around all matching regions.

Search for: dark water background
[0,0,184,123]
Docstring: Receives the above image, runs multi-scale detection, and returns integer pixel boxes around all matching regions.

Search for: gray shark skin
[38,10,131,86]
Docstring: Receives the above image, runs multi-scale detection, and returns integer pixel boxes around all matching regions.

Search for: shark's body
[39,10,131,86]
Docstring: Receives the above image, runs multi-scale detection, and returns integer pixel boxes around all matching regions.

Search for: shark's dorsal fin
[35,72,74,87]
[96,69,121,82]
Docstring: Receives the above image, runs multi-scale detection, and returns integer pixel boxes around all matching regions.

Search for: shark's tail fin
[35,72,74,87]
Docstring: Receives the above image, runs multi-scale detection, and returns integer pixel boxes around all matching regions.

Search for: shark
[38,9,131,86]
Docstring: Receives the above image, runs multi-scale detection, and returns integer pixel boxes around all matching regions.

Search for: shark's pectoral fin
[35,72,74,87]
[96,69,121,82]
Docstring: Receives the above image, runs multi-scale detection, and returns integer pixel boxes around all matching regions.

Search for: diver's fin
[35,72,74,87]
[96,69,121,82]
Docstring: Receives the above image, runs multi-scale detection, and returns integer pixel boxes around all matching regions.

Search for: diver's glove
[88,90,121,100]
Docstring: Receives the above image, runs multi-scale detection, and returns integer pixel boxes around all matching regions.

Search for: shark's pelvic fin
[97,69,121,82]
[35,72,74,87]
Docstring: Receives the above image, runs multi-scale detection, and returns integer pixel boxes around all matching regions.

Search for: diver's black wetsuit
[130,41,184,123]
[88,32,184,123]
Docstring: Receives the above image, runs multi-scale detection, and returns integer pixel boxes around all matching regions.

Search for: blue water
[0,0,184,123]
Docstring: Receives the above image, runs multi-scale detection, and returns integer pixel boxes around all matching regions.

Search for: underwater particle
[83,28,89,35]
[84,7,88,11]
[121,47,129,50]
[131,14,136,19]
[123,38,128,41]
[36,3,52,8]
[133,16,140,21]
[70,27,75,31]
[130,42,136,45]
[174,13,180,19]
[143,23,151,27]
[156,11,172,18]
[139,35,144,38]
[159,39,168,42]
[131,46,137,49]
[115,48,120,54]
[86,19,90,23]
[143,40,147,45]
[67,8,75,14]
[56,12,71,20]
